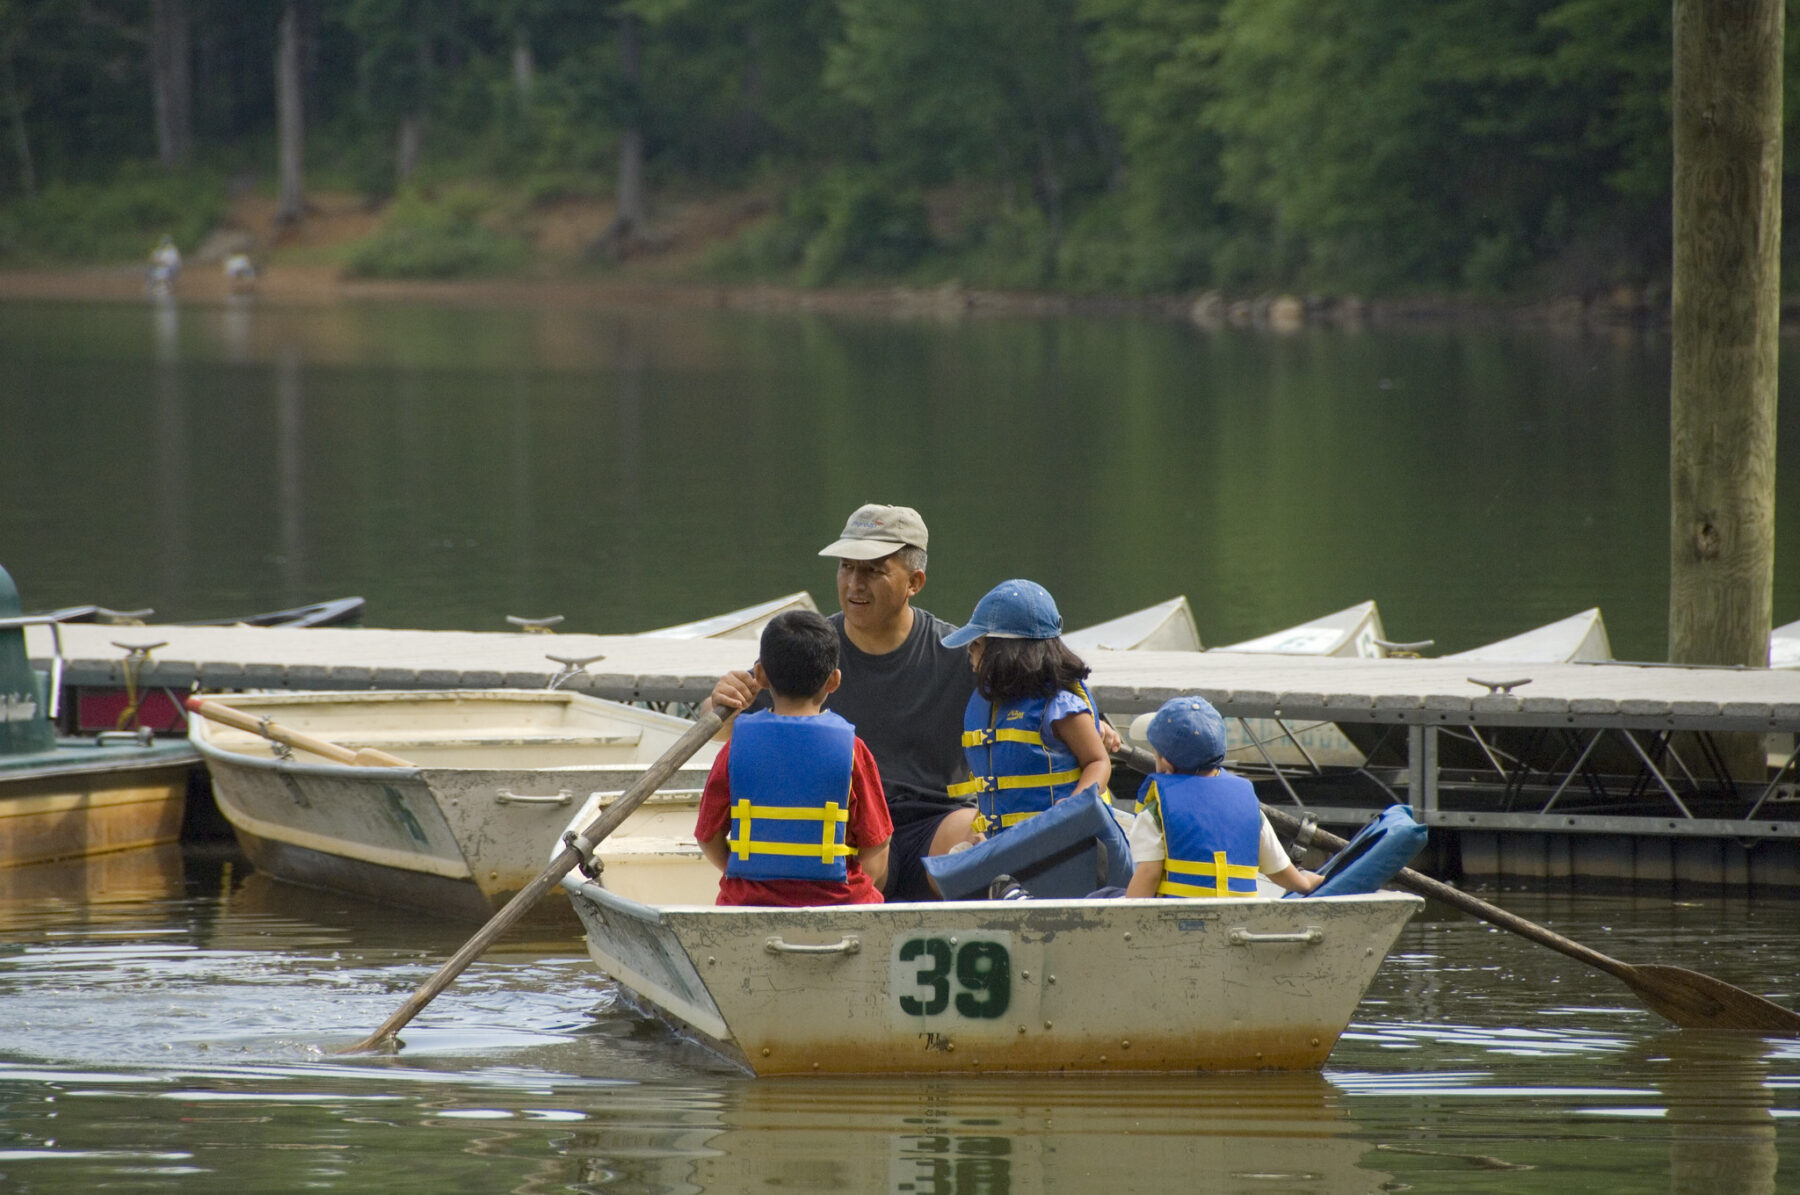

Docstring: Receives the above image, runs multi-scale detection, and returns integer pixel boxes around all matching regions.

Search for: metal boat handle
[590,788,705,805]
[765,936,862,955]
[495,788,574,806]
[1228,926,1323,946]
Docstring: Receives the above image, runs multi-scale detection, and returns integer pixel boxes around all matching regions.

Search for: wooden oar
[1111,745,1800,1034]
[186,695,413,767]
[340,702,734,1054]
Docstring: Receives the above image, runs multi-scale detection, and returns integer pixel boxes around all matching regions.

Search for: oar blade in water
[1623,964,1800,1034]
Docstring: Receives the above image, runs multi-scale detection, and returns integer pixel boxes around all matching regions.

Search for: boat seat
[923,788,1133,900]
[1289,804,1428,899]
[333,731,643,750]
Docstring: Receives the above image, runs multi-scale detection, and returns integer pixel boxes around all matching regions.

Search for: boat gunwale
[560,871,1425,922]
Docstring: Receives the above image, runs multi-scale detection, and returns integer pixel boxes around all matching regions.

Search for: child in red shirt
[695,610,892,905]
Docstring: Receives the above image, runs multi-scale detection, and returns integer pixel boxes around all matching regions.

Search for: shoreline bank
[0,262,1694,332]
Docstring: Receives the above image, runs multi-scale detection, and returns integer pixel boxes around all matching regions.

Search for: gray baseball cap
[817,504,929,560]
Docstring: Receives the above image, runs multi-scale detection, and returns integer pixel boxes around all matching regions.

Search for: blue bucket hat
[1132,695,1228,771]
[942,579,1063,649]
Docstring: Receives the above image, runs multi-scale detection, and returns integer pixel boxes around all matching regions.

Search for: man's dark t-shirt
[824,608,975,824]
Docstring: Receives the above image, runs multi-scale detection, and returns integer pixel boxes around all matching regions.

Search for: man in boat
[710,503,1076,901]
[695,609,892,905]
[1124,696,1321,897]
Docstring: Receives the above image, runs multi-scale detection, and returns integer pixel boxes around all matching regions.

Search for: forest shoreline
[0,261,1690,334]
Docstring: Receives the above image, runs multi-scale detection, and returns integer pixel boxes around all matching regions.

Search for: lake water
[0,846,1796,1193]
[2,296,1796,656]
[3,293,1800,1192]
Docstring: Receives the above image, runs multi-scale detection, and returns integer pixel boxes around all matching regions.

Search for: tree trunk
[396,113,422,183]
[512,30,534,107]
[734,23,761,162]
[1,46,32,196]
[150,0,193,168]
[1669,0,1782,778]
[275,1,305,223]
[612,13,646,238]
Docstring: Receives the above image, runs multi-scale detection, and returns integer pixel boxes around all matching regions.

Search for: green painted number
[897,937,1010,1019]
[954,940,1011,1019]
[899,937,952,1015]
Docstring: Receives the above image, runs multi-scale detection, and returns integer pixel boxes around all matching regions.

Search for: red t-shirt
[695,734,893,906]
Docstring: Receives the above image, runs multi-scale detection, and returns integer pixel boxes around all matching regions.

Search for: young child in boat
[694,609,892,906]
[941,579,1112,840]
[1124,695,1321,897]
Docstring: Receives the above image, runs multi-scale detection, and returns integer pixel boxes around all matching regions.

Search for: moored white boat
[637,592,819,640]
[1448,608,1613,663]
[1203,603,1399,769]
[1064,597,1202,654]
[558,875,1421,1076]
[1211,600,1391,658]
[1772,618,1800,669]
[1363,609,1626,775]
[189,688,720,919]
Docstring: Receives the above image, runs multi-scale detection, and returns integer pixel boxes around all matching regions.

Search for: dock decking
[28,621,1800,888]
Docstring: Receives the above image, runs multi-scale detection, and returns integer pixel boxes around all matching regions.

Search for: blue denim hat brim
[943,579,1063,648]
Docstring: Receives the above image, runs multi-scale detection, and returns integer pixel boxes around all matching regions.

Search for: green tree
[826,0,1111,244]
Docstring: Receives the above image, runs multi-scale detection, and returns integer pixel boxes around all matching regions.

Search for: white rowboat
[190,689,720,919]
[1064,597,1202,654]
[559,876,1421,1076]
[1449,608,1613,663]
[1772,619,1800,670]
[1212,601,1390,658]
[637,592,819,640]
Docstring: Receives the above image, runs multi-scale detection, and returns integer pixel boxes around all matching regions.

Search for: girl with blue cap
[942,580,1112,840]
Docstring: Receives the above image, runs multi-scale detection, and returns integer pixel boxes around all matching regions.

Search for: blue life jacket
[1139,771,1262,898]
[950,682,1102,833]
[724,710,857,883]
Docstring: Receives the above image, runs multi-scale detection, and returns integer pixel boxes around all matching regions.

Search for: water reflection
[0,842,186,917]
[0,861,1798,1192]
[566,1073,1385,1195]
[1657,1035,1779,1194]
[14,297,1798,651]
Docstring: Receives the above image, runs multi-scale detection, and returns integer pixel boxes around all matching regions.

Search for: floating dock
[28,622,1800,890]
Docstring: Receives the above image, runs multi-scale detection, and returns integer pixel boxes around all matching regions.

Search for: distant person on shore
[941,579,1111,841]
[695,610,891,906]
[1124,696,1321,897]
[224,252,257,293]
[146,235,181,295]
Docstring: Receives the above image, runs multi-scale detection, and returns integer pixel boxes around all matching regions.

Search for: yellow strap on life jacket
[961,727,1047,749]
[947,766,1082,798]
[728,798,853,863]
[1159,850,1260,899]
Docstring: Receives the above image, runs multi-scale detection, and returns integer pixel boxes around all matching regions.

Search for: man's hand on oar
[1111,745,1800,1035]
[340,703,735,1054]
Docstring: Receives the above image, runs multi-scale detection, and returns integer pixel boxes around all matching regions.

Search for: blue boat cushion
[1289,804,1428,899]
[923,787,1134,900]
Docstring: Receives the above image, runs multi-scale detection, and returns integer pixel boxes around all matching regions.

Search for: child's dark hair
[975,637,1090,705]
[758,609,839,698]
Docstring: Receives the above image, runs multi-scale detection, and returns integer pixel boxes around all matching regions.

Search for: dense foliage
[0,0,1792,294]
